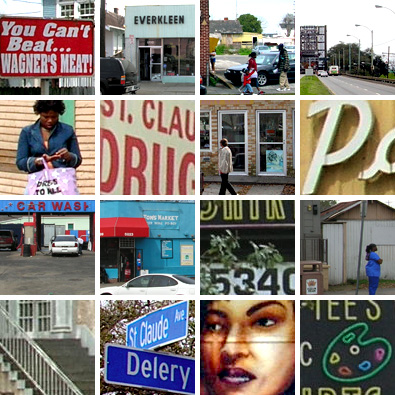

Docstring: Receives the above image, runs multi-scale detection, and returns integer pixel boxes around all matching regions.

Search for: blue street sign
[105,344,195,395]
[126,301,189,349]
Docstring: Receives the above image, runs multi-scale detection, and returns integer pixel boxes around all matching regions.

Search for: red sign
[0,17,94,77]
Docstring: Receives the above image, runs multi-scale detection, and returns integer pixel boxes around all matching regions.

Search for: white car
[100,274,195,295]
[51,235,79,256]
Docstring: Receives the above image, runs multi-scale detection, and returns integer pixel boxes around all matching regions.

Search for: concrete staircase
[0,353,35,395]
[35,339,94,395]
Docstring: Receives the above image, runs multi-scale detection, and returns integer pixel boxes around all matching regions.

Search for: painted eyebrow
[205,309,228,319]
[246,301,286,317]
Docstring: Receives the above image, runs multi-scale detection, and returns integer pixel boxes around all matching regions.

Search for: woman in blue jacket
[16,100,82,174]
[365,243,383,295]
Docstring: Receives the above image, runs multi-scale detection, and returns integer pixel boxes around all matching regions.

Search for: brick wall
[200,100,295,176]
[200,0,210,79]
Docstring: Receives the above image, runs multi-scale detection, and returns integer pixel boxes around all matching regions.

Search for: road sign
[105,344,195,395]
[126,301,189,349]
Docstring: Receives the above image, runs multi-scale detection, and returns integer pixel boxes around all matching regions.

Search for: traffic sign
[104,344,195,395]
[126,301,189,349]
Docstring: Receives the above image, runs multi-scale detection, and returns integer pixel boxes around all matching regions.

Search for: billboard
[100,100,195,195]
[0,17,94,77]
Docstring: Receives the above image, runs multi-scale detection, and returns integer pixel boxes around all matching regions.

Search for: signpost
[105,344,195,395]
[126,301,189,349]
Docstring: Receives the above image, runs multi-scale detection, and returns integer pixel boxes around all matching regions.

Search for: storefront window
[200,111,211,151]
[100,238,119,268]
[179,38,195,76]
[257,111,286,175]
[164,39,179,76]
[139,39,161,46]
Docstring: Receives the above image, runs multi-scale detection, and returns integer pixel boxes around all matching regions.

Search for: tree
[237,13,262,34]
[320,200,338,211]
[279,13,295,37]
[100,300,195,395]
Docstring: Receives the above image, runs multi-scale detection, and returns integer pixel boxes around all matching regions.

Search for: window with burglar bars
[18,301,51,333]
[120,238,135,248]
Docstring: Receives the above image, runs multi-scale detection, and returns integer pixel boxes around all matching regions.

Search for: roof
[321,200,395,221]
[106,10,125,29]
[210,20,243,34]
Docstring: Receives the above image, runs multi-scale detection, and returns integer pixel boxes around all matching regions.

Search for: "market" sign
[0,17,94,77]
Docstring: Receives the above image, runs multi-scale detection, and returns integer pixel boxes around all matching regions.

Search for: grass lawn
[300,75,332,95]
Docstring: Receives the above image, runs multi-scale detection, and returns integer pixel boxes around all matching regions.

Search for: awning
[100,217,149,238]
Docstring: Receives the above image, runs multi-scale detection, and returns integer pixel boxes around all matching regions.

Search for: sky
[298,0,395,57]
[209,0,295,34]
[0,0,42,16]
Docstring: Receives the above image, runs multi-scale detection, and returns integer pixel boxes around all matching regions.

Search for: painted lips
[219,368,257,385]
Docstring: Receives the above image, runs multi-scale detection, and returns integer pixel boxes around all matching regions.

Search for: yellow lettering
[319,388,336,395]
[328,301,341,321]
[249,200,259,220]
[223,201,242,220]
[344,301,357,321]
[266,200,285,220]
[366,301,381,321]
[342,388,361,395]
[365,387,381,395]
[302,389,312,395]
[200,201,218,221]
[301,341,313,366]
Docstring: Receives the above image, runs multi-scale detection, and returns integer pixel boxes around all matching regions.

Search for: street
[0,249,95,295]
[318,75,395,95]
[206,54,295,95]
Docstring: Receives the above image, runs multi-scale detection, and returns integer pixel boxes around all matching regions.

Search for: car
[317,70,323,76]
[253,45,270,54]
[100,57,140,95]
[0,230,17,251]
[51,235,79,256]
[100,274,195,295]
[200,75,207,95]
[224,51,295,87]
[329,65,339,76]
[320,70,328,77]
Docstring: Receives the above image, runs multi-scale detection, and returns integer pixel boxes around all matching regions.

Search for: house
[105,8,125,57]
[321,200,395,284]
[210,18,243,47]
[0,300,94,395]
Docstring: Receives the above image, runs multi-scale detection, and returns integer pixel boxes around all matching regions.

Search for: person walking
[365,243,383,295]
[276,44,291,91]
[248,52,264,95]
[210,50,216,72]
[218,139,237,195]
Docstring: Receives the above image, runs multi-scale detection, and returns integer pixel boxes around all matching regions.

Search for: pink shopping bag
[26,159,79,195]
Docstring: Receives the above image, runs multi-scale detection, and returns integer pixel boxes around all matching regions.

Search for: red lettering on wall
[17,202,24,211]
[101,128,119,193]
[142,100,155,129]
[28,202,36,211]
[157,101,168,134]
[52,201,62,211]
[152,143,161,195]
[74,202,81,211]
[38,201,46,211]
[169,106,182,138]
[64,202,72,211]
[167,147,175,195]
[84,202,89,211]
[123,136,147,195]
[101,100,114,118]
[179,153,195,195]
[185,110,195,142]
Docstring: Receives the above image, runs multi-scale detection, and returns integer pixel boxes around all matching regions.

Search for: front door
[139,47,162,81]
[257,110,286,175]
[218,111,248,174]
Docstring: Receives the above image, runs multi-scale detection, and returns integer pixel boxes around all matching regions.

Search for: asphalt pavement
[0,249,95,295]
[124,80,195,95]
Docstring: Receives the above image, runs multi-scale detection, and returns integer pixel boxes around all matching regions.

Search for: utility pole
[100,0,106,57]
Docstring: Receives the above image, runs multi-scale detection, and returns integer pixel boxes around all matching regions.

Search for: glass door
[150,47,162,81]
[18,301,51,336]
[257,110,286,175]
[218,111,248,174]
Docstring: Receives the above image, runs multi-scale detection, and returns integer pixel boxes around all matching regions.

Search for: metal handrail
[0,303,83,395]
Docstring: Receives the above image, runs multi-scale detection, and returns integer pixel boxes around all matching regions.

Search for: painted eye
[255,318,276,327]
[205,323,224,332]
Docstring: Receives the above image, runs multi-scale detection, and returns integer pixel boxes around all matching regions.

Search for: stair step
[1,362,11,372]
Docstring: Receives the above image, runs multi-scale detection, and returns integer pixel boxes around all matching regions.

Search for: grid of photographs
[0,0,394,394]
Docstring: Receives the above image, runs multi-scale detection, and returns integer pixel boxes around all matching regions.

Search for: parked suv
[224,51,295,87]
[100,57,140,95]
[0,230,17,251]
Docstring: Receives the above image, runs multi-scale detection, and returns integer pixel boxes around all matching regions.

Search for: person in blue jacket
[16,100,82,174]
[365,243,383,295]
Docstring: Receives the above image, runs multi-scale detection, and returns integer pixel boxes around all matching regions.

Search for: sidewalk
[201,175,295,195]
[131,81,195,95]
[205,81,295,95]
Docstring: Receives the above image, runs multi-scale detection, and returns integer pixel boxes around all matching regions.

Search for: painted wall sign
[0,200,94,213]
[210,263,295,295]
[301,300,395,394]
[126,301,188,349]
[0,17,94,77]
[100,100,195,195]
[302,101,395,195]
[200,200,294,227]
[105,344,195,395]
[134,15,185,25]
[142,210,180,229]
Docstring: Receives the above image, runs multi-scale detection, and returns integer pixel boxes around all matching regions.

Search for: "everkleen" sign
[0,17,94,77]
[101,100,195,195]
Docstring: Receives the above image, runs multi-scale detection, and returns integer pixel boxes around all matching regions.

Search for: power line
[2,11,42,15]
